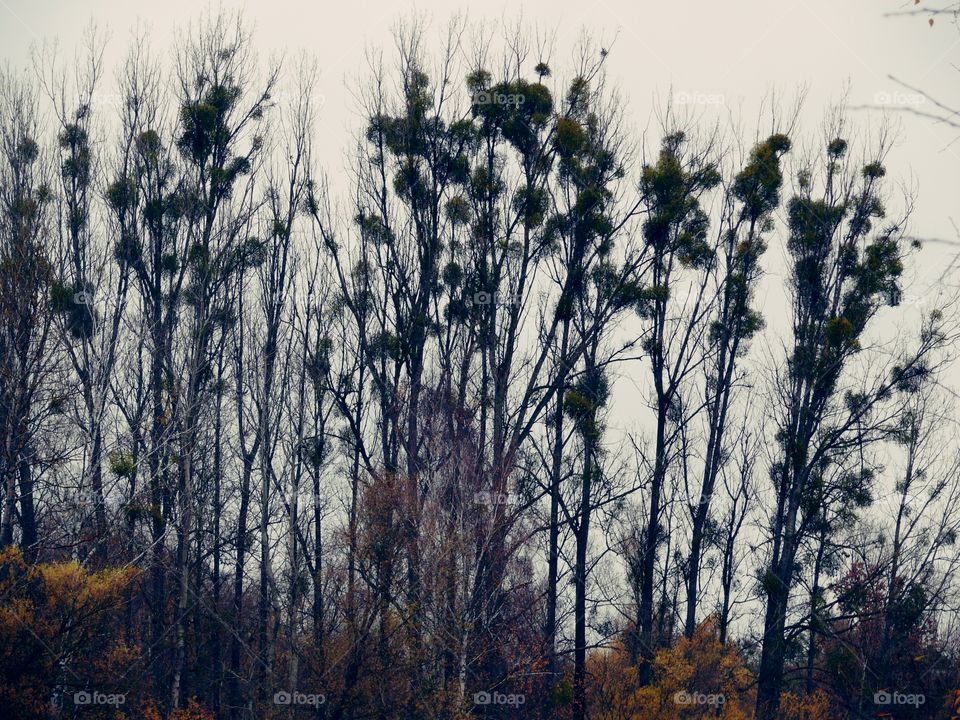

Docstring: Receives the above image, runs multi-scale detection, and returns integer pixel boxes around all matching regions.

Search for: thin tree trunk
[17,450,36,559]
[639,397,667,684]
[572,443,593,720]
[171,440,195,709]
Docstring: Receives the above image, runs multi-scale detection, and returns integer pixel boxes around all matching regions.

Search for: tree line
[1,11,959,720]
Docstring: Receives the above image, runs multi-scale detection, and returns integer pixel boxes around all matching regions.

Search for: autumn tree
[682,131,791,638]
[755,124,950,718]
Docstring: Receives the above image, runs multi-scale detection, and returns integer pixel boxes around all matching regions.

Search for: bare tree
[755,121,950,719]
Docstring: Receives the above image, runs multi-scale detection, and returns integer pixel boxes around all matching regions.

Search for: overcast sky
[1,1,956,239]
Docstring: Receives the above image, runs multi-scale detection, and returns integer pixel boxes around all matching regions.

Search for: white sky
[1,0,956,242]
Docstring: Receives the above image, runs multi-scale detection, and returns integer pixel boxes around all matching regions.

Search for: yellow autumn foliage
[0,547,141,719]
[589,617,754,720]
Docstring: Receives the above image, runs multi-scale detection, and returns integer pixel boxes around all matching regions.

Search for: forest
[1,8,960,720]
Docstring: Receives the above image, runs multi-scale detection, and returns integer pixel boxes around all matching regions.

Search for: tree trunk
[171,441,194,709]
[17,450,36,559]
[639,398,667,684]
[572,443,593,720]
[230,458,254,720]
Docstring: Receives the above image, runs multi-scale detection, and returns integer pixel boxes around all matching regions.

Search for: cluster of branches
[1,11,959,720]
